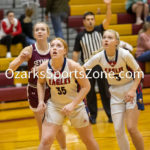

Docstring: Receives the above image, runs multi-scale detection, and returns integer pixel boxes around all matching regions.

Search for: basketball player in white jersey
[37,38,99,150]
[84,29,144,150]
[8,22,66,150]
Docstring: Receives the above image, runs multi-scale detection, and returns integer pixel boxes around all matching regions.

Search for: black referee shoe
[108,117,113,123]
[90,117,96,124]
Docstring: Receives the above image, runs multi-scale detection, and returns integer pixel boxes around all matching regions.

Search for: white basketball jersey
[84,48,140,85]
[46,58,84,107]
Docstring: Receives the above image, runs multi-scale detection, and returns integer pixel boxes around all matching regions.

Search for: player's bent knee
[82,136,95,145]
[127,126,137,135]
[41,135,54,146]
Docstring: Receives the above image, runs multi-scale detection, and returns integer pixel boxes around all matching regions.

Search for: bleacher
[0,0,150,122]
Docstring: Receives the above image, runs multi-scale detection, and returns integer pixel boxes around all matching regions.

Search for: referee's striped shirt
[73,24,104,63]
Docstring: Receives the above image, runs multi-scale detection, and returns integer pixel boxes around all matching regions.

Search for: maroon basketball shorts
[27,85,50,111]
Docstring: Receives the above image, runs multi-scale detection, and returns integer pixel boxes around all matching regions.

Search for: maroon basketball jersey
[28,43,50,85]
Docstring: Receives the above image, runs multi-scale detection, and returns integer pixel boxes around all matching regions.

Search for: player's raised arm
[102,0,112,29]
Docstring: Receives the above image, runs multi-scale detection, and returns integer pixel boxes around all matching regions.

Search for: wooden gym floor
[0,102,150,150]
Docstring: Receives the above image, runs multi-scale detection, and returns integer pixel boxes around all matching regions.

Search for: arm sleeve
[12,21,22,36]
[124,51,140,71]
[1,21,13,34]
[73,34,82,52]
[83,53,101,69]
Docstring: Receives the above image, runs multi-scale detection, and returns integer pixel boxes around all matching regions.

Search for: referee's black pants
[86,65,111,120]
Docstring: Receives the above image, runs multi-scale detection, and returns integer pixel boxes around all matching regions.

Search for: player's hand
[104,0,112,5]
[37,101,46,113]
[124,90,136,103]
[62,102,75,116]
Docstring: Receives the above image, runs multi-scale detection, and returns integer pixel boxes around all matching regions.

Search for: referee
[72,0,112,124]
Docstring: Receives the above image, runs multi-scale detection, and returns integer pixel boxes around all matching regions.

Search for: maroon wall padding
[0,73,14,87]
[67,16,83,28]
[143,74,150,88]
[117,13,136,24]
[0,86,27,101]
[132,24,142,35]
[0,9,4,21]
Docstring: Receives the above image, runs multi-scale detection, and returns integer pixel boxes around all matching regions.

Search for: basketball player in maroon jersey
[8,22,66,150]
